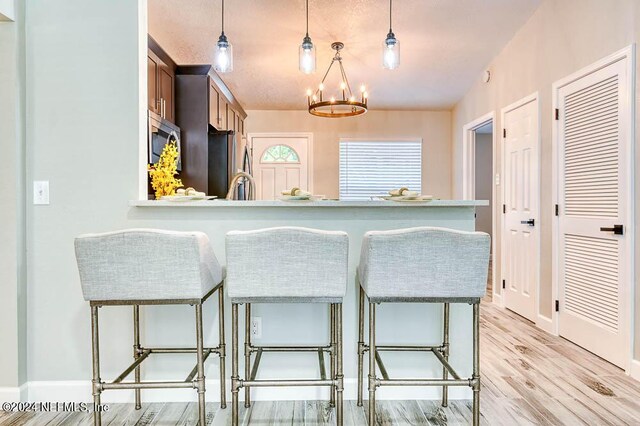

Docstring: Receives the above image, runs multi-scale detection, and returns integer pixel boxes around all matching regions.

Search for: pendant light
[299,0,316,74]
[214,0,233,73]
[383,0,400,70]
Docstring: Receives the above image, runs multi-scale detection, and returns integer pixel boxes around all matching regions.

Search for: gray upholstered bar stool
[225,227,348,426]
[74,229,226,426]
[356,227,490,426]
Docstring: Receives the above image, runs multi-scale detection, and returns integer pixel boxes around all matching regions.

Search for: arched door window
[260,145,300,163]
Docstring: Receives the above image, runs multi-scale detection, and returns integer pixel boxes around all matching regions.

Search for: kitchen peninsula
[128,199,487,400]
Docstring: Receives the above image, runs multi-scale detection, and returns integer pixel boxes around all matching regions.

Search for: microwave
[148,110,182,171]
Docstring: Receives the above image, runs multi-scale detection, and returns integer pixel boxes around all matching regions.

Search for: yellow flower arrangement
[148,141,183,199]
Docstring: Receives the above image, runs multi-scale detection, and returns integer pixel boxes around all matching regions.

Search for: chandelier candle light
[307,42,368,118]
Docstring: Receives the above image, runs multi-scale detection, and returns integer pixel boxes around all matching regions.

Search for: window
[339,139,422,200]
[261,144,300,163]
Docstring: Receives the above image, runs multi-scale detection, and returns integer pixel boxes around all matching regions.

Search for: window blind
[339,140,422,200]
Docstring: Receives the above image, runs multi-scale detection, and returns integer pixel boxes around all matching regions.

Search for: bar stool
[74,229,226,426]
[356,227,490,425]
[225,227,348,426]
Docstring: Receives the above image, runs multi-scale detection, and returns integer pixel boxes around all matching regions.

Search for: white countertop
[130,199,489,208]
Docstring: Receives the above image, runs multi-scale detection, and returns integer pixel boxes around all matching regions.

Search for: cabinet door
[228,109,236,133]
[209,82,220,128]
[158,67,174,122]
[147,54,159,113]
[219,99,228,131]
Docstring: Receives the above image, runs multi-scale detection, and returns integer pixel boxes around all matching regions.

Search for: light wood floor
[2,303,639,425]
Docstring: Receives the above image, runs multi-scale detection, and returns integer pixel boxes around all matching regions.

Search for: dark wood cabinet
[148,36,176,123]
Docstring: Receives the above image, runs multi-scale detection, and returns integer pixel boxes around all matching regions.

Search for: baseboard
[630,359,640,382]
[24,379,472,403]
[535,314,555,334]
[0,386,21,403]
[491,292,502,307]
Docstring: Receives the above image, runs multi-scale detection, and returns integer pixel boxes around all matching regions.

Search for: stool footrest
[102,381,195,390]
[373,346,463,385]
[109,347,222,384]
[379,378,471,387]
[249,345,331,353]
[242,379,334,388]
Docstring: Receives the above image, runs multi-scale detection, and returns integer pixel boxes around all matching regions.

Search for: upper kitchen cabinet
[148,36,176,123]
[177,65,246,133]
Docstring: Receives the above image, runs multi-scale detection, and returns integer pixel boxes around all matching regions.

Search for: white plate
[391,196,434,202]
[278,195,314,201]
[160,195,217,202]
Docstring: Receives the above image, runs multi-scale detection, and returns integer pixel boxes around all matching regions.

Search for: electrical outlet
[251,317,262,339]
[33,181,50,205]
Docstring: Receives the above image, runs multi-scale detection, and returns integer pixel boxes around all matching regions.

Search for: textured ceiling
[148,0,541,110]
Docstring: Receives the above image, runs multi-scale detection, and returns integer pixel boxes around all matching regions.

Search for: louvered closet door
[557,58,631,368]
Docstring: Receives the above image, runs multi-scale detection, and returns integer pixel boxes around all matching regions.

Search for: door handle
[600,224,624,235]
[520,219,535,226]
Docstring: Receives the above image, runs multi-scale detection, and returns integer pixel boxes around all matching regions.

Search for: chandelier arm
[338,61,354,98]
[315,59,336,95]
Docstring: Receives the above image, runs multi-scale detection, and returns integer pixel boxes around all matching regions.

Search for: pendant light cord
[221,0,225,35]
[389,0,393,32]
[306,0,309,37]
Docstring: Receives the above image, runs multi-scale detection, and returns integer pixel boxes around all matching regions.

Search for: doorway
[501,94,540,323]
[462,113,496,301]
[250,133,313,200]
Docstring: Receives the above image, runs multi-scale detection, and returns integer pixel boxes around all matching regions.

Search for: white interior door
[502,96,539,322]
[251,135,310,200]
[556,55,632,368]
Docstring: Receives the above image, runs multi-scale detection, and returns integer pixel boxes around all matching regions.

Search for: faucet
[226,171,256,200]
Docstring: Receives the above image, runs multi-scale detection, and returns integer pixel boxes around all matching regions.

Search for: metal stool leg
[336,303,344,426]
[244,303,251,408]
[231,304,239,426]
[442,303,450,407]
[91,306,102,426]
[133,305,142,410]
[330,304,336,407]
[357,286,365,407]
[195,304,207,425]
[472,302,481,426]
[368,301,376,425]
[218,286,227,409]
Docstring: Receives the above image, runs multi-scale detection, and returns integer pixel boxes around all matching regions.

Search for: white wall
[247,110,452,200]
[451,0,640,359]
[25,0,145,383]
[0,0,26,394]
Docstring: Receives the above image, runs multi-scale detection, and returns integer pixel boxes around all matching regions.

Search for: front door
[502,96,539,322]
[251,135,311,200]
[556,54,632,368]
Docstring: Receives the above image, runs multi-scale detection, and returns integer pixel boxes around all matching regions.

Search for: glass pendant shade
[299,36,316,74]
[383,34,400,70]
[214,34,233,73]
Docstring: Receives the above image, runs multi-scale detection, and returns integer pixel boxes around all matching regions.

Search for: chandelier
[307,42,368,118]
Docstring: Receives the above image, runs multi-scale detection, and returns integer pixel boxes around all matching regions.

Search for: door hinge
[555,300,560,312]
[502,279,506,289]
[555,204,559,216]
[503,204,506,214]
[554,108,559,120]
[503,128,507,138]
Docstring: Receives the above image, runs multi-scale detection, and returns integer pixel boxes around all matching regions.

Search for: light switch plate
[495,173,500,186]
[33,181,49,205]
